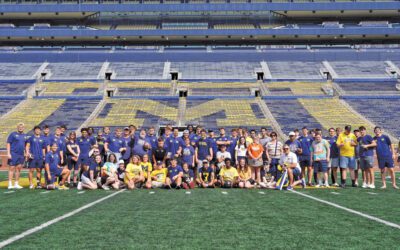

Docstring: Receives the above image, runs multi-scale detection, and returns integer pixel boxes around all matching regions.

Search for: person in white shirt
[217,145,231,168]
[280,145,305,190]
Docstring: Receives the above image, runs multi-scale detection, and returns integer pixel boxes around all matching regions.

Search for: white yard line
[330,192,340,195]
[291,190,400,229]
[0,189,125,248]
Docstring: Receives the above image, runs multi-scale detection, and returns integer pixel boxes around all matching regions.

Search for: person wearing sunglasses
[280,145,304,190]
[265,132,283,181]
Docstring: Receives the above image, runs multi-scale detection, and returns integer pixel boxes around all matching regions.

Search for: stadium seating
[213,24,255,29]
[266,61,324,80]
[89,98,179,129]
[46,63,103,80]
[38,82,102,96]
[329,61,390,79]
[108,62,165,80]
[298,98,374,131]
[0,63,41,80]
[162,23,208,30]
[179,82,258,96]
[171,62,259,80]
[0,99,23,116]
[345,98,400,138]
[89,25,111,30]
[0,83,33,96]
[115,25,158,30]
[0,99,65,148]
[109,82,171,96]
[185,98,271,130]
[335,81,399,95]
[265,82,326,96]
[264,99,322,134]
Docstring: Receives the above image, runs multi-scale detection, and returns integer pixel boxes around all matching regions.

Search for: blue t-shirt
[66,141,79,156]
[182,145,195,165]
[190,134,201,145]
[49,134,66,154]
[228,136,238,159]
[285,139,302,156]
[207,137,218,159]
[107,136,124,153]
[146,134,158,150]
[199,167,213,182]
[196,138,211,160]
[168,165,183,179]
[325,136,339,158]
[165,136,184,156]
[45,151,60,171]
[121,136,133,160]
[183,168,194,180]
[83,160,102,178]
[133,135,149,157]
[373,135,392,158]
[28,135,46,159]
[298,135,314,157]
[7,132,27,156]
[77,136,94,157]
[358,135,374,157]
[42,134,51,148]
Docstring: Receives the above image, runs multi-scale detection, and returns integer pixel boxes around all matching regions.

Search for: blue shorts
[67,156,79,171]
[329,157,339,168]
[359,156,374,170]
[292,167,301,180]
[8,154,24,166]
[377,157,394,169]
[339,156,356,169]
[300,157,311,168]
[46,168,63,184]
[313,160,328,173]
[29,159,44,169]
[78,156,91,166]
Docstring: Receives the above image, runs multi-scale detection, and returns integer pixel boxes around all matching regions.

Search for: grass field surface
[0,171,399,249]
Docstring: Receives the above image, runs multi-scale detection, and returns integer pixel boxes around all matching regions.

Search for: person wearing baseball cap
[336,125,358,188]
[219,158,238,188]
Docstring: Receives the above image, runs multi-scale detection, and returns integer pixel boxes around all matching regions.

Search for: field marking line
[367,192,377,195]
[185,191,191,194]
[149,191,155,194]
[290,190,400,230]
[0,189,125,248]
[258,191,265,194]
[77,191,85,194]
[330,192,340,195]
[40,191,50,194]
[221,191,228,195]
[3,191,15,194]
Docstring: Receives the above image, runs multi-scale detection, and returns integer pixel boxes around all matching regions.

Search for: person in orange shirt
[247,136,264,185]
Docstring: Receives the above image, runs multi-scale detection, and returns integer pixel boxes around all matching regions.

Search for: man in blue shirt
[166,158,183,189]
[133,129,150,158]
[325,128,340,186]
[195,129,213,172]
[6,122,28,189]
[25,126,46,189]
[358,126,376,189]
[298,127,314,186]
[105,128,125,162]
[42,124,51,153]
[165,128,183,162]
[208,130,218,162]
[45,143,70,190]
[48,127,66,166]
[146,126,158,150]
[285,132,302,159]
[373,127,398,189]
[181,138,195,168]
[78,128,95,169]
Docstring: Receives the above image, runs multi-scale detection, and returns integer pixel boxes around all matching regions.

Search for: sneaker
[362,182,368,188]
[29,184,35,190]
[354,182,359,187]
[368,184,375,189]
[58,185,69,190]
[286,185,293,191]
[332,183,339,187]
[393,185,399,190]
[102,185,110,190]
[7,185,13,190]
[14,184,23,190]
[301,179,306,189]
[77,182,82,190]
[36,184,43,189]
[340,183,346,188]
[175,185,181,190]
[380,186,387,189]
[324,183,330,188]
[315,184,321,188]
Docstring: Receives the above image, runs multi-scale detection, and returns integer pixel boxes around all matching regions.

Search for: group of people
[5,122,399,191]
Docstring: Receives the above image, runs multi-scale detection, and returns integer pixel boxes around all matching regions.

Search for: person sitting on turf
[116,160,126,185]
[280,145,304,190]
[100,154,120,190]
[125,155,145,190]
[182,162,195,189]
[166,158,183,189]
[140,154,153,189]
[150,161,169,188]
[219,158,239,188]
[79,154,102,190]
[45,143,70,190]
[196,160,216,188]
[210,161,221,187]
[237,158,255,189]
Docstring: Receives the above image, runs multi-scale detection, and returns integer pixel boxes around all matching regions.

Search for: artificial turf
[0,171,399,249]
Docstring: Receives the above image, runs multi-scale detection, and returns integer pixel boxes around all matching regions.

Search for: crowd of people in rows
[5,122,399,191]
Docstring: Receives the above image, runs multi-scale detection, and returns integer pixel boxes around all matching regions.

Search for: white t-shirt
[279,152,301,171]
[235,144,247,157]
[217,151,232,160]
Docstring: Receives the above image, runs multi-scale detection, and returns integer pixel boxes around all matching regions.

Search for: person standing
[7,122,28,189]
[247,137,264,185]
[310,133,330,187]
[325,128,340,186]
[298,127,314,186]
[358,126,376,189]
[336,125,358,188]
[25,125,46,189]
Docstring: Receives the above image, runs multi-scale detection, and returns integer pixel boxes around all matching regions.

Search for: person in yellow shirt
[219,158,239,188]
[124,155,144,189]
[150,161,168,188]
[237,158,255,189]
[140,154,153,189]
[336,125,358,188]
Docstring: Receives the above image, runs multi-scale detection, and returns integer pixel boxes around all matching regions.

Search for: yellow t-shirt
[140,162,153,179]
[125,163,142,182]
[151,168,168,183]
[336,132,357,157]
[219,167,239,182]
[238,167,252,181]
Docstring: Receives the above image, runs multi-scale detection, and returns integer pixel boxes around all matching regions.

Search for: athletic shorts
[377,156,394,169]
[300,157,311,168]
[29,159,44,169]
[78,156,91,166]
[292,167,301,180]
[339,156,356,169]
[329,157,339,168]
[8,154,24,166]
[359,156,374,170]
[46,168,63,184]
[313,160,328,173]
[67,156,79,171]
[151,181,165,188]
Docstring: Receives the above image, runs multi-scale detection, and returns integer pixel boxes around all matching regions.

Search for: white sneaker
[102,185,110,190]
[332,183,339,187]
[315,184,321,188]
[14,184,23,189]
[8,185,14,190]
[362,182,368,188]
[77,182,82,190]
[29,184,34,190]
[324,183,330,188]
[369,184,375,189]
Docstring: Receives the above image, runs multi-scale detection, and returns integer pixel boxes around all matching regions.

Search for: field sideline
[0,172,399,249]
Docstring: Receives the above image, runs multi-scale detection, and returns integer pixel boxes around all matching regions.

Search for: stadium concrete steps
[178,97,186,126]
[257,98,287,140]
[76,98,107,135]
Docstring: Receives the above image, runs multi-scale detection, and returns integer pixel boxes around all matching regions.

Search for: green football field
[0,171,399,249]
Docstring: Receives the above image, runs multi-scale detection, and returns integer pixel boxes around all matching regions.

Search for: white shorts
[151,181,164,188]
[81,175,92,185]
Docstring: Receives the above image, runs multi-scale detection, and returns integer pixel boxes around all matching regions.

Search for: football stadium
[0,0,400,249]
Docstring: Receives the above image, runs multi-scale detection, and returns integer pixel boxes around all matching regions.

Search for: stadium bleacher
[335,81,399,95]
[0,83,33,96]
[265,82,326,96]
[38,82,102,96]
[328,61,391,79]
[179,82,258,96]
[0,99,23,116]
[0,63,41,80]
[108,62,165,80]
[109,82,171,96]
[266,61,324,80]
[45,63,103,80]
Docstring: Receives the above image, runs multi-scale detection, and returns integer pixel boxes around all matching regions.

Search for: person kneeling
[196,160,216,188]
[182,163,195,189]
[45,143,70,190]
[219,158,239,188]
[166,158,183,189]
[280,146,305,190]
[80,154,103,190]
[150,161,168,188]
[124,155,144,190]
